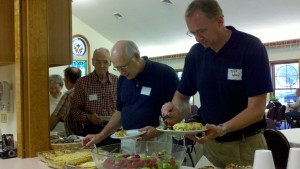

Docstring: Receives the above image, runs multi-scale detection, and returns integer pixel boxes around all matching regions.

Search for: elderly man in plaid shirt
[70,48,120,146]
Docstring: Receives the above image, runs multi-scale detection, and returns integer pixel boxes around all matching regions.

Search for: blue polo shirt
[178,26,273,138]
[117,59,179,130]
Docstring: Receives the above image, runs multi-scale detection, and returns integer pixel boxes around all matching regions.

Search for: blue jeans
[284,111,300,126]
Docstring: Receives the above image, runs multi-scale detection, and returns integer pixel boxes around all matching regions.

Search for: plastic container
[91,141,186,169]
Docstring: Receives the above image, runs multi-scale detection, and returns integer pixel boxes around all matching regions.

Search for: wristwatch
[218,124,227,137]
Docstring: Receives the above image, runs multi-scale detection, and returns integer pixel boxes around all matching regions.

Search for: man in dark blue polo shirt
[82,40,179,146]
[161,0,273,167]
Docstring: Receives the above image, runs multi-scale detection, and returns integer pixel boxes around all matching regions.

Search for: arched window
[71,35,91,76]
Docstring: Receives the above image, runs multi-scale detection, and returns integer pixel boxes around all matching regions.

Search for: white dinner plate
[156,126,207,136]
[110,129,146,139]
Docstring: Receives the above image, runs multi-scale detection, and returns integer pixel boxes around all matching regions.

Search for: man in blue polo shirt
[161,0,273,167]
[82,40,179,146]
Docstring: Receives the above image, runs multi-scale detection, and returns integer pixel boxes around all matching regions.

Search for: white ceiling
[72,0,300,57]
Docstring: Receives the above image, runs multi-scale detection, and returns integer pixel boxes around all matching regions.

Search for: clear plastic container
[91,141,186,169]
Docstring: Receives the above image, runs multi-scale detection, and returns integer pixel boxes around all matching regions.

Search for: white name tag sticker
[88,94,98,101]
[227,68,242,80]
[141,86,151,96]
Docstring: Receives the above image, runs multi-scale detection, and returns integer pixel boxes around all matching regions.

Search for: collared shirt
[179,26,273,140]
[117,59,179,129]
[51,88,75,135]
[70,71,118,124]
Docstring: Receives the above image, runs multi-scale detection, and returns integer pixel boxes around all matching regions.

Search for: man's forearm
[172,91,191,122]
[100,111,122,138]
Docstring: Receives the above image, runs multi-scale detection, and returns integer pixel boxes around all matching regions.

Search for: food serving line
[0,157,195,169]
[0,122,208,169]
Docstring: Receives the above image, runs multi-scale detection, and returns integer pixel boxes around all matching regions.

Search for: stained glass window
[71,60,87,76]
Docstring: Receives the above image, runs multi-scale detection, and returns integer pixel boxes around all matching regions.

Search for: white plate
[110,129,146,139]
[156,126,207,136]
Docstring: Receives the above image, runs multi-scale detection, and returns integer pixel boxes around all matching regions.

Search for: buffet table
[0,157,194,169]
[279,128,300,147]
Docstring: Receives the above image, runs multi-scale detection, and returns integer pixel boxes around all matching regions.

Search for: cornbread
[173,122,203,131]
[39,149,92,169]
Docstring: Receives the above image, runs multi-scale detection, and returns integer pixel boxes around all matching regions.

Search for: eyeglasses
[113,56,134,72]
[186,28,208,37]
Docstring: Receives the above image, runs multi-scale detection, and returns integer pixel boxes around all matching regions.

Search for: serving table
[279,128,300,147]
[0,157,194,169]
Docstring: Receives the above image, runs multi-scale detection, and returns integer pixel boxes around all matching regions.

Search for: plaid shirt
[53,88,74,118]
[52,88,76,135]
[70,71,118,124]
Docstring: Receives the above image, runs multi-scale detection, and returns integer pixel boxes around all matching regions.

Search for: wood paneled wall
[16,0,50,158]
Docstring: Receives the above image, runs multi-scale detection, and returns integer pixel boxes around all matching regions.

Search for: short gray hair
[124,40,140,58]
[185,0,223,20]
[93,48,110,58]
[49,74,64,87]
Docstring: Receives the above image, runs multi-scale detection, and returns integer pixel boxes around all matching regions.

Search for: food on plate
[173,122,203,131]
[102,152,180,169]
[162,119,175,130]
[114,129,127,137]
[225,163,253,169]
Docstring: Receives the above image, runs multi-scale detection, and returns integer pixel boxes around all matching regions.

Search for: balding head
[111,40,140,60]
[110,40,144,79]
[92,47,111,75]
[93,48,110,60]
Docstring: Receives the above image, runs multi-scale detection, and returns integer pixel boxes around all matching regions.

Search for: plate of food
[110,129,146,139]
[156,122,207,136]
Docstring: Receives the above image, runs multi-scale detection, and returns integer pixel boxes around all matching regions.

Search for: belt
[215,129,262,143]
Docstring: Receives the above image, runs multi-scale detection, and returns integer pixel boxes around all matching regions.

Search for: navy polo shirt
[178,26,273,137]
[117,59,179,130]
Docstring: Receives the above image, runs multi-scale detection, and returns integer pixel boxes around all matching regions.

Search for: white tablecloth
[279,128,300,147]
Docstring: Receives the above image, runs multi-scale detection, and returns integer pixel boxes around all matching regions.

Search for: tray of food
[37,149,74,163]
[37,149,95,169]
[51,135,83,150]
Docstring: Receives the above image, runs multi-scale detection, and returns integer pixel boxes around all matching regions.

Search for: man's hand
[82,134,102,147]
[185,124,222,144]
[138,126,162,141]
[161,102,182,123]
[87,113,102,125]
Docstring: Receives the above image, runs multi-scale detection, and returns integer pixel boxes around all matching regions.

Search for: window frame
[270,59,300,102]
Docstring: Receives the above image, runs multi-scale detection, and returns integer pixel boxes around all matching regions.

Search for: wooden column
[16,0,50,157]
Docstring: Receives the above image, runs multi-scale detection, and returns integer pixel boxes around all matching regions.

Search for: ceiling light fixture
[113,13,123,19]
[161,0,174,5]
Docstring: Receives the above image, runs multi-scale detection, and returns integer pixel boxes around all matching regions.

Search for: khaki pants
[204,132,267,168]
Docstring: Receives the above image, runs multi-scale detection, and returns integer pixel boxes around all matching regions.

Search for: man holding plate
[82,40,179,147]
[161,0,273,168]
